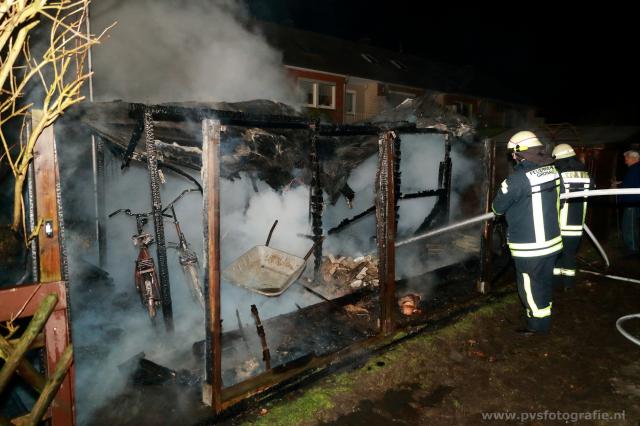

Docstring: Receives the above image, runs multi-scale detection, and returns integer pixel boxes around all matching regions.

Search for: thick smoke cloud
[90,0,296,103]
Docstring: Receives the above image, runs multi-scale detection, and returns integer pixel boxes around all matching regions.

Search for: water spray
[393,188,640,346]
[395,188,640,248]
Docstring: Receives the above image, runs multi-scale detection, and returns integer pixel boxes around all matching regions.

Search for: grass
[242,293,519,425]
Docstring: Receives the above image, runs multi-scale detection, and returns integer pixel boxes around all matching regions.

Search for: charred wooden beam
[128,103,450,136]
[310,124,324,277]
[442,134,453,224]
[95,135,107,268]
[143,109,173,332]
[327,189,444,235]
[121,118,144,170]
[250,305,271,371]
[393,132,402,228]
[477,138,496,294]
[202,119,223,412]
[130,103,309,129]
[376,131,397,335]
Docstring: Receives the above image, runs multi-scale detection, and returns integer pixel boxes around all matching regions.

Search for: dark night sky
[247,1,639,125]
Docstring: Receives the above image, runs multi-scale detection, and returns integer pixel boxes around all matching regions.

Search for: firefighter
[493,131,563,334]
[552,143,592,290]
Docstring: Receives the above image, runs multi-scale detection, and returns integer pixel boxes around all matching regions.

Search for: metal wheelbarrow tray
[222,220,320,296]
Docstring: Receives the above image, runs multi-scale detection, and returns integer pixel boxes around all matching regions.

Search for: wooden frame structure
[0,113,75,425]
[81,102,495,419]
[196,116,454,416]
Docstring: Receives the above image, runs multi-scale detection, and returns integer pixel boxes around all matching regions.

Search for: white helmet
[507,131,543,152]
[552,143,576,159]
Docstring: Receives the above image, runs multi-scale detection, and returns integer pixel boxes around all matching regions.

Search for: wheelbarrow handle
[265,219,279,246]
[303,236,325,261]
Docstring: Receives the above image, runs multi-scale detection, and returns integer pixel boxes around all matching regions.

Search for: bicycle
[108,208,162,320]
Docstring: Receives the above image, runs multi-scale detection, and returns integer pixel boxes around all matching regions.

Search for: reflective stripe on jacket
[555,157,592,237]
[492,161,563,257]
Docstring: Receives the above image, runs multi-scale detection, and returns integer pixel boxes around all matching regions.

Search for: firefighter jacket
[555,157,592,237]
[492,160,563,258]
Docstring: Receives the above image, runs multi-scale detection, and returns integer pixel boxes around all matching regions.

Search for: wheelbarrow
[222,220,322,296]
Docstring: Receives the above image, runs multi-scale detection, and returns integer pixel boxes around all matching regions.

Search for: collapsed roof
[66,96,474,203]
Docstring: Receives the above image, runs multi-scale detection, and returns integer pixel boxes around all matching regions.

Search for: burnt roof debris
[66,98,472,203]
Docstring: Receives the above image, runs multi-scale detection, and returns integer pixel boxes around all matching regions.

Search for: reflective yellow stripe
[509,235,562,250]
[561,224,583,231]
[531,191,546,242]
[523,273,552,318]
[501,180,508,194]
[563,177,591,184]
[562,171,590,179]
[560,197,569,227]
[583,183,589,222]
[510,241,563,257]
[553,268,562,275]
[561,269,576,276]
[561,230,583,236]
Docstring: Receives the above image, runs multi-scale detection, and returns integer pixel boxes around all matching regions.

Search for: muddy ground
[230,241,640,425]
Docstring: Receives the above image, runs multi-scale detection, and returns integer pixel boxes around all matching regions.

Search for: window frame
[345,90,357,115]
[298,79,336,110]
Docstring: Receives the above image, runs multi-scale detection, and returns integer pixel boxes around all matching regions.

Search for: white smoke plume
[90,0,296,104]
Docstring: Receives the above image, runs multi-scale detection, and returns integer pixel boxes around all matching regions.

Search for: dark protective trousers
[554,235,581,289]
[514,254,558,332]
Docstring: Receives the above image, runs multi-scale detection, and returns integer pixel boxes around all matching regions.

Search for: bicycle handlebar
[108,187,200,219]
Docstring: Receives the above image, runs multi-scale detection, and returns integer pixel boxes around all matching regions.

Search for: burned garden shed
[45,95,500,422]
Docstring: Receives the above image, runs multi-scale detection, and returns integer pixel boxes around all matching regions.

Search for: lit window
[297,79,336,109]
[345,90,356,114]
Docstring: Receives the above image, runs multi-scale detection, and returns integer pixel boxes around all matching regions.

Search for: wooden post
[31,111,75,426]
[94,136,107,268]
[202,119,223,413]
[143,109,174,332]
[477,138,496,294]
[376,131,397,335]
[309,124,324,278]
[33,111,63,283]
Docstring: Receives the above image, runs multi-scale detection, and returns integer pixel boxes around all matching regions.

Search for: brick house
[259,21,537,127]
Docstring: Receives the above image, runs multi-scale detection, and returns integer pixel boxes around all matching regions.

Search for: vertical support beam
[309,123,324,278]
[477,138,496,294]
[33,111,63,283]
[27,160,39,283]
[32,110,75,425]
[442,134,452,224]
[393,133,402,228]
[202,119,222,413]
[376,131,397,335]
[93,136,107,267]
[143,109,173,332]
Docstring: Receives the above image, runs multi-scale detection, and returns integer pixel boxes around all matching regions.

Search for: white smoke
[90,0,296,104]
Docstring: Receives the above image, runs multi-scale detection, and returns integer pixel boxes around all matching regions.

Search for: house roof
[256,21,470,93]
[256,21,532,106]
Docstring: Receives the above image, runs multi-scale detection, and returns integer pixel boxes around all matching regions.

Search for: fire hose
[396,188,640,247]
[394,187,640,346]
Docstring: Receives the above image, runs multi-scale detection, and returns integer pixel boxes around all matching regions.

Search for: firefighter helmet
[552,143,576,159]
[507,131,543,152]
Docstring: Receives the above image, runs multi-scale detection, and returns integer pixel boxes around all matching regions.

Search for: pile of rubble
[320,254,379,289]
